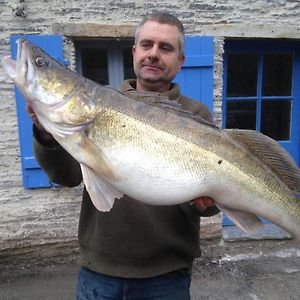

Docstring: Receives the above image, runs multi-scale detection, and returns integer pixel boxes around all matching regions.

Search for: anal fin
[218,204,264,234]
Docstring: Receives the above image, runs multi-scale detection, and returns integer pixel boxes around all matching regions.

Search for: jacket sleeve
[33,125,83,187]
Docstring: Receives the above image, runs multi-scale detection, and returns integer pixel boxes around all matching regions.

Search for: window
[223,39,300,164]
[223,39,300,228]
[224,47,294,141]
[74,39,135,88]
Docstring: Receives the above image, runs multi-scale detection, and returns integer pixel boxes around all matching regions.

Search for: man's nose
[148,44,159,59]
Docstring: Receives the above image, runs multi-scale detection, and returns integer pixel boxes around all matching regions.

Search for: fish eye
[35,57,48,67]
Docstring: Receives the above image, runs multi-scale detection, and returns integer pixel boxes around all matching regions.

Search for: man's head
[134,12,185,56]
[132,12,185,93]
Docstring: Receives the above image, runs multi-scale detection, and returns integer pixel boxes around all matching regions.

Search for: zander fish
[1,39,300,239]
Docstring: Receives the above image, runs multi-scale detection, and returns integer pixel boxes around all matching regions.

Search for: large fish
[1,39,300,239]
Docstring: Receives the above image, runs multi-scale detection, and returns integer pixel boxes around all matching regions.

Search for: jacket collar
[120,79,181,102]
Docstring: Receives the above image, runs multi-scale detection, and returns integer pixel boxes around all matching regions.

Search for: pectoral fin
[218,204,264,234]
[81,163,124,211]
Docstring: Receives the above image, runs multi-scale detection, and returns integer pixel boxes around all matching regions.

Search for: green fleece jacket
[33,80,219,278]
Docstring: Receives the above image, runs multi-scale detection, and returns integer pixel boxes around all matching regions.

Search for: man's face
[132,20,185,92]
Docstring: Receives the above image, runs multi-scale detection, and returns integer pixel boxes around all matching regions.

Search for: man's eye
[141,43,151,49]
[161,45,172,52]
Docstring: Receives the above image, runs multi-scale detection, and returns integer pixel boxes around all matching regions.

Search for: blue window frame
[11,35,214,189]
[222,39,300,226]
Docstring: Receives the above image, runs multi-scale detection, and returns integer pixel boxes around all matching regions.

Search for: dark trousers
[76,267,191,300]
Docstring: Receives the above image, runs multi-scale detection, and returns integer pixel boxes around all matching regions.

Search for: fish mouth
[0,39,29,82]
[0,55,17,79]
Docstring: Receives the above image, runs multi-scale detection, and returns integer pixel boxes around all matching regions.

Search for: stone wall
[1,0,300,250]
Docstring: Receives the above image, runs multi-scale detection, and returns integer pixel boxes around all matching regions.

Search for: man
[29,12,219,300]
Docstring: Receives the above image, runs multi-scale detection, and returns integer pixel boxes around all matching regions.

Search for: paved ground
[0,238,299,300]
[191,238,300,300]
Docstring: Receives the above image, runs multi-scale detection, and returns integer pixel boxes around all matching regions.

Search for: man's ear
[132,45,136,56]
[177,54,185,72]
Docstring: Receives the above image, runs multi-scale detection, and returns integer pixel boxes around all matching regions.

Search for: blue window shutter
[10,34,66,188]
[174,36,214,113]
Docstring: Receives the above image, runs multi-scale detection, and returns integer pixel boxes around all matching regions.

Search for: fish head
[1,39,81,108]
[1,39,100,130]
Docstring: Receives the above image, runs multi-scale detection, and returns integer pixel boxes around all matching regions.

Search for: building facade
[1,0,300,250]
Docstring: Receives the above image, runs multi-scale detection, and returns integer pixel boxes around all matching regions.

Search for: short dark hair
[135,12,185,56]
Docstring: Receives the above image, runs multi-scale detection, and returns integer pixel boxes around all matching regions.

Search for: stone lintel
[52,23,135,38]
[197,24,300,39]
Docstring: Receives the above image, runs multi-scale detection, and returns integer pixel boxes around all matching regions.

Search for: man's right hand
[26,104,57,144]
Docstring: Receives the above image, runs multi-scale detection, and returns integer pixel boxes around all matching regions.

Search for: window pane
[227,54,258,97]
[261,100,291,140]
[262,53,293,96]
[226,101,257,129]
[123,47,136,80]
[81,48,109,85]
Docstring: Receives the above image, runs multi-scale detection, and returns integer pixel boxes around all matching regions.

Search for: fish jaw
[1,39,25,82]
[1,39,35,87]
[1,39,39,101]
[1,55,17,80]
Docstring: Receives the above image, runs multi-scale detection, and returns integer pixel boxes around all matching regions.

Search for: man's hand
[26,104,46,131]
[191,196,215,212]
[26,104,56,144]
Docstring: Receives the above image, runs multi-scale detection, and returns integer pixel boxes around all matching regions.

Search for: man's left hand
[191,197,215,212]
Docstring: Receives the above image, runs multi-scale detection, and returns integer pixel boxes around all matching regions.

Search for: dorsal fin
[225,129,300,192]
